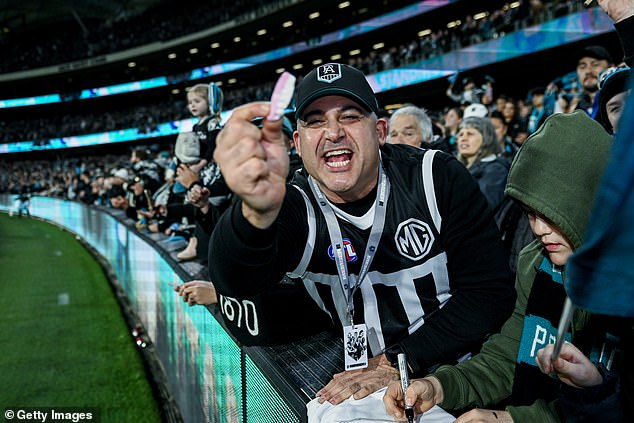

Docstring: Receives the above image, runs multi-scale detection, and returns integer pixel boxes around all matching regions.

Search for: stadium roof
[0,0,160,32]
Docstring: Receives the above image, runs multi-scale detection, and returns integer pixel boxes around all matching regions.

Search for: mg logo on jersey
[317,64,342,83]
[328,238,358,262]
[395,218,434,261]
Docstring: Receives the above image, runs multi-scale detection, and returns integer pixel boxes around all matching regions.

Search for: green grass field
[0,212,161,422]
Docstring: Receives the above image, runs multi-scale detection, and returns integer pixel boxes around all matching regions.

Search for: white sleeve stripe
[289,185,316,277]
[422,150,441,232]
[287,185,332,320]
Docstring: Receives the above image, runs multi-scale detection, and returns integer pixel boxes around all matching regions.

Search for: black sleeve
[398,154,516,375]
[615,15,634,67]
[203,129,220,163]
[207,186,309,298]
[194,196,233,236]
[558,365,626,422]
[124,206,138,220]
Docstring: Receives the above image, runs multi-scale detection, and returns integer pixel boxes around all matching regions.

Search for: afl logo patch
[317,64,342,83]
[328,238,358,262]
[395,218,434,261]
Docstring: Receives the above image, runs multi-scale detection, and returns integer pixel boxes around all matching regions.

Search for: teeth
[326,159,351,168]
[325,149,351,157]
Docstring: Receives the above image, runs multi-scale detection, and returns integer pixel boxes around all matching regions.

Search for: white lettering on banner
[220,295,259,336]
[530,325,556,357]
[531,326,547,357]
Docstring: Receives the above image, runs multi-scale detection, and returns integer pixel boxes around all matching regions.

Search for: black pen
[397,353,415,423]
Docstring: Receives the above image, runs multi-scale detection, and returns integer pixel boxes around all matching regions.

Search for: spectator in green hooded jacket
[384,110,633,423]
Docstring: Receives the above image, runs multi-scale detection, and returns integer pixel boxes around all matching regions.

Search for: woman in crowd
[456,116,509,211]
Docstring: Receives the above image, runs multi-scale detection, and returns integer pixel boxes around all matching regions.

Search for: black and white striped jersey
[210,143,515,374]
[289,148,450,356]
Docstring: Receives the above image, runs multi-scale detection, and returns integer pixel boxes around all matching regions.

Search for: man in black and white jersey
[210,63,515,405]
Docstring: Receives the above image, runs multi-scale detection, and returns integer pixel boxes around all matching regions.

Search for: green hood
[505,110,612,250]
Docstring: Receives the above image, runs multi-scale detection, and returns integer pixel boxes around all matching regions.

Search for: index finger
[382,381,405,417]
[406,380,437,414]
[317,375,351,404]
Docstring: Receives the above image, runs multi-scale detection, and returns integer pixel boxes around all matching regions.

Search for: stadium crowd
[3,61,629,261]
[0,0,297,74]
[2,0,633,421]
[1,0,586,145]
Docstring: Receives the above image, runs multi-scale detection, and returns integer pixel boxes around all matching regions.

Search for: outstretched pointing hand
[214,102,290,229]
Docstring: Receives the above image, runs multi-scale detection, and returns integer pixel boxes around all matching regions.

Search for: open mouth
[324,149,352,168]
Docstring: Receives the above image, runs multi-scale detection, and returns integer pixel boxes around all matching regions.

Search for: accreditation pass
[343,323,368,370]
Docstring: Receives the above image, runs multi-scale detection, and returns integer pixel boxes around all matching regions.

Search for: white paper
[307,387,454,423]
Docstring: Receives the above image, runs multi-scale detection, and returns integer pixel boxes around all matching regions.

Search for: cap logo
[316,64,342,83]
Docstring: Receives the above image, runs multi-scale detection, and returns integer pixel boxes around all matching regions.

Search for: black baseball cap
[597,66,631,133]
[295,63,379,119]
[576,45,613,64]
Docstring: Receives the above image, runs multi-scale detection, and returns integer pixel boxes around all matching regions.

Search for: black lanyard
[308,164,390,325]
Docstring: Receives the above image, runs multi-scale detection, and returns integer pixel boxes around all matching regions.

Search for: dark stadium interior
[2,1,632,421]
[1,0,619,160]
[1,0,598,102]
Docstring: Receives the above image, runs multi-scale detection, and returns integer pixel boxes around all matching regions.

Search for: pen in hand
[552,297,575,361]
[398,353,415,423]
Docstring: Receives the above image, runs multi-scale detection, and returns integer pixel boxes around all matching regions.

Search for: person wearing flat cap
[210,63,514,405]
